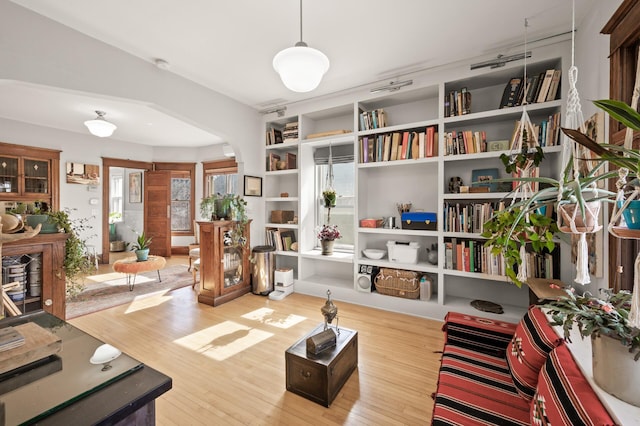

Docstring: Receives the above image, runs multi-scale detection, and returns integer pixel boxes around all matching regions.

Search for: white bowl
[363,249,386,260]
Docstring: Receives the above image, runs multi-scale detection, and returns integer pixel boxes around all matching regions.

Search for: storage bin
[401,212,437,230]
[374,268,420,299]
[271,210,294,224]
[386,241,420,264]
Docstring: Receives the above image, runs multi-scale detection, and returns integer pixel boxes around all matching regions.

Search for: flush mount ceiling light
[273,0,329,93]
[84,110,117,137]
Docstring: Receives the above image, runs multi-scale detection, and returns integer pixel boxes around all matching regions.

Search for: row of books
[499,69,562,109]
[282,121,299,144]
[444,238,558,279]
[358,127,438,163]
[444,88,471,117]
[443,201,504,233]
[265,127,283,145]
[508,113,562,148]
[359,108,387,130]
[265,228,297,251]
[266,152,297,171]
[443,130,487,156]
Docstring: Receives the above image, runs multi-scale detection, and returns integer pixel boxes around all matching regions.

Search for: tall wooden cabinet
[197,220,251,307]
[2,233,69,319]
[0,141,61,211]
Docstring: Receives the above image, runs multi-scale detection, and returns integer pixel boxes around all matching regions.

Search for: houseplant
[316,224,341,255]
[199,193,249,245]
[322,188,336,208]
[131,231,152,261]
[545,288,640,406]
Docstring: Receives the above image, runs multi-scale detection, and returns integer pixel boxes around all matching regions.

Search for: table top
[113,255,165,266]
[286,324,357,365]
[0,311,171,424]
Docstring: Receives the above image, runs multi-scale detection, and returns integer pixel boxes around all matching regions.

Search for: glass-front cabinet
[197,220,251,306]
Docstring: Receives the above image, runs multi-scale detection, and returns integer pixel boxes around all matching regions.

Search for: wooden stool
[113,255,166,291]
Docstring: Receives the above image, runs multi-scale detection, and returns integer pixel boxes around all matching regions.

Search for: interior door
[144,170,171,257]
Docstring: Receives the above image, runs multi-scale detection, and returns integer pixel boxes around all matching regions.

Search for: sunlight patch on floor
[241,307,307,329]
[86,272,155,286]
[123,290,173,313]
[173,321,273,361]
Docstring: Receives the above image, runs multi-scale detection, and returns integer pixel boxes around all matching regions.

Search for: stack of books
[282,121,298,143]
[359,108,387,130]
[0,326,25,352]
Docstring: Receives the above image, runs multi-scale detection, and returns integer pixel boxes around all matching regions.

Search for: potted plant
[322,188,337,208]
[131,231,152,261]
[545,288,640,406]
[199,193,249,245]
[316,224,342,255]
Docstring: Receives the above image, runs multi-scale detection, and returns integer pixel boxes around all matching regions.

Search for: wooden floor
[69,256,444,425]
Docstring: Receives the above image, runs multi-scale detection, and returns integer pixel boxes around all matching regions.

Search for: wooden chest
[285,324,358,407]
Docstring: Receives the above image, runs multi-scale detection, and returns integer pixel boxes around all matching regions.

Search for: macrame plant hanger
[508,18,540,284]
[325,142,334,224]
[608,46,640,327]
[558,0,602,285]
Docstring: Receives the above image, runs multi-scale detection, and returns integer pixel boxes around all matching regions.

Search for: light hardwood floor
[70,256,443,425]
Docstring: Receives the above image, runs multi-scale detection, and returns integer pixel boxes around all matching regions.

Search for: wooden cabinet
[2,233,69,319]
[197,220,251,307]
[0,141,61,211]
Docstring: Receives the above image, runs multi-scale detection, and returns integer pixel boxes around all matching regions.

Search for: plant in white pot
[545,288,640,406]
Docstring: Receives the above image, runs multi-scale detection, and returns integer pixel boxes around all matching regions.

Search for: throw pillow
[532,344,615,425]
[506,306,563,400]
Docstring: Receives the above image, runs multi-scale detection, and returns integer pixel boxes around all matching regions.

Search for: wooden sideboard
[2,233,68,319]
[197,220,251,307]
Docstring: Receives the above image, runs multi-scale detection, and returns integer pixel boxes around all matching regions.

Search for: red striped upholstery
[506,306,564,400]
[443,312,517,357]
[531,344,615,426]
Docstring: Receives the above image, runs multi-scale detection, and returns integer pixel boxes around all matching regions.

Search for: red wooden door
[144,170,171,257]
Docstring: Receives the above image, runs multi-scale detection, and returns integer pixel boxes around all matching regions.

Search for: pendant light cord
[299,0,303,43]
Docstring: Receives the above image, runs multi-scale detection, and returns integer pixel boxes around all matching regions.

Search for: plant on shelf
[199,193,249,245]
[316,223,341,256]
[130,230,153,261]
[45,208,96,297]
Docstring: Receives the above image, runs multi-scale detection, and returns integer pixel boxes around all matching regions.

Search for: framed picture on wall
[129,172,142,203]
[244,175,262,197]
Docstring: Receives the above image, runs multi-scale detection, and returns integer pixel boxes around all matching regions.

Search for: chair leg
[188,257,192,272]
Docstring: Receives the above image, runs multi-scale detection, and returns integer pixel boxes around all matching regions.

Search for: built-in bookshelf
[261,41,570,322]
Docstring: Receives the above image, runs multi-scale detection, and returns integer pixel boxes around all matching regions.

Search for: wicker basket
[374,268,420,299]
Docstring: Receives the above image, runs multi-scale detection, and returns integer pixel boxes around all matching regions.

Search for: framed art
[66,162,100,185]
[129,172,142,203]
[244,175,262,197]
[471,168,499,192]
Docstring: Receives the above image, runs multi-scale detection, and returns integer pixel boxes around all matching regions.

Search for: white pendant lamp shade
[84,110,117,137]
[273,42,330,93]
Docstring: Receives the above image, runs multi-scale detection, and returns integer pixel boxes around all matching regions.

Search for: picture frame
[471,168,499,192]
[66,162,100,185]
[244,175,262,197]
[129,172,142,203]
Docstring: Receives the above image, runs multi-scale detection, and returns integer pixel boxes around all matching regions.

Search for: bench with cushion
[431,306,616,425]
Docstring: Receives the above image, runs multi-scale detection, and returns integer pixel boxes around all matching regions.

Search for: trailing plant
[46,208,95,297]
[199,193,249,245]
[545,288,640,360]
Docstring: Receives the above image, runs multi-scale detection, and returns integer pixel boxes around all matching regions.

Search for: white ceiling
[5,0,597,147]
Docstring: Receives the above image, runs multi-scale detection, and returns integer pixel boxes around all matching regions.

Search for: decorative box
[401,212,437,230]
[360,218,383,228]
[271,210,295,224]
[386,241,420,264]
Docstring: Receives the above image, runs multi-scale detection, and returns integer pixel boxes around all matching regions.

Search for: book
[525,74,540,104]
[400,132,409,160]
[545,69,562,102]
[286,152,297,169]
[0,326,25,352]
[390,132,401,161]
[499,77,523,108]
[536,69,555,103]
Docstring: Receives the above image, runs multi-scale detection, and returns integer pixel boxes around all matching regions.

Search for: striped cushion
[506,306,563,400]
[443,312,517,357]
[532,344,615,426]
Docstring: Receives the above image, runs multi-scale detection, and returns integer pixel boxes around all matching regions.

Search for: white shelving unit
[262,41,571,322]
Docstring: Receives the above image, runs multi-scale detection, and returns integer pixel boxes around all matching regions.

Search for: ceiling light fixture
[370,79,414,94]
[470,52,532,70]
[273,0,329,93]
[84,110,117,138]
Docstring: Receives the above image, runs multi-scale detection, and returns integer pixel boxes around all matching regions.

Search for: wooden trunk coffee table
[112,255,166,291]
[285,324,358,407]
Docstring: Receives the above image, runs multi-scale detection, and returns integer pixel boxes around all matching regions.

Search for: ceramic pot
[592,334,640,407]
[25,214,58,234]
[321,240,334,255]
[135,248,150,262]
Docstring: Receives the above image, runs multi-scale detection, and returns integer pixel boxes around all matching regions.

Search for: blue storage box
[401,212,437,230]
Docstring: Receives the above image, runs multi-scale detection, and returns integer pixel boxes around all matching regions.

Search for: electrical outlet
[91,209,98,216]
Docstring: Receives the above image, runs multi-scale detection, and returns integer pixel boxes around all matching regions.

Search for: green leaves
[593,99,640,131]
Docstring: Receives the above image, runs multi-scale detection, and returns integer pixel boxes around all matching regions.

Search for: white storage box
[386,241,420,264]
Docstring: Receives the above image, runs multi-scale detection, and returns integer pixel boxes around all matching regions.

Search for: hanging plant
[323,188,336,208]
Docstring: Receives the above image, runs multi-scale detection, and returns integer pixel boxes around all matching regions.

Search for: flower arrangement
[545,288,640,360]
[316,224,342,241]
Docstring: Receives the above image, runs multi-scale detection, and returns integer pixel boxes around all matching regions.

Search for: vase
[321,240,334,255]
[592,334,640,407]
[25,214,58,234]
[135,248,150,262]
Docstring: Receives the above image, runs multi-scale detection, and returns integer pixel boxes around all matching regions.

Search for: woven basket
[374,268,420,299]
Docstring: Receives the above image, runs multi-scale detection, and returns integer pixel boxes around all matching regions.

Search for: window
[109,174,123,221]
[154,162,196,235]
[314,145,355,250]
[203,159,239,198]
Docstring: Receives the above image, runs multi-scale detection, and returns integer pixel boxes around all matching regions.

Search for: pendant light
[84,110,117,138]
[273,0,329,93]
